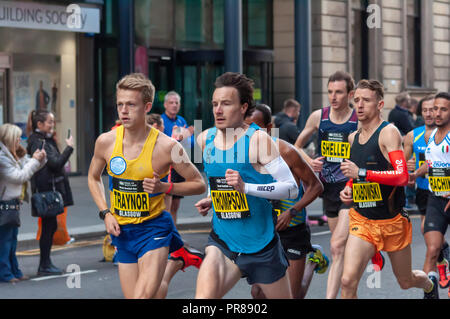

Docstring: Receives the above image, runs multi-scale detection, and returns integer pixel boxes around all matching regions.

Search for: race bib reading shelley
[112,177,150,218]
[320,132,351,163]
[209,177,250,219]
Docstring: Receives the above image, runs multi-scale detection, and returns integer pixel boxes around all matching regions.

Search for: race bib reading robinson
[112,177,150,218]
[209,177,250,219]
[353,181,383,209]
[429,167,450,196]
[320,132,351,163]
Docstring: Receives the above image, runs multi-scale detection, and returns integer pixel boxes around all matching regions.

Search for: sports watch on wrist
[99,208,111,220]
[358,168,367,180]
[289,208,299,217]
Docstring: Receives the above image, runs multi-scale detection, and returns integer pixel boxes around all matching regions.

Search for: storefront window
[245,0,272,49]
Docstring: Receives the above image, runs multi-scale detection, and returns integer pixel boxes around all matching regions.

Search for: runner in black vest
[339,79,433,299]
[294,71,361,298]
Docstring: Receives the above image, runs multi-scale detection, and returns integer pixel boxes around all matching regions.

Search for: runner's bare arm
[88,133,121,236]
[294,109,321,149]
[168,140,207,196]
[88,133,110,211]
[276,141,324,231]
[226,130,299,200]
[403,130,414,160]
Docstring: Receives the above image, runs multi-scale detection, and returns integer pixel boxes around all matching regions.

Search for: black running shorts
[423,194,450,235]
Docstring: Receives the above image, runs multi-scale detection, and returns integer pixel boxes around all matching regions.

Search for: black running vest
[350,121,405,220]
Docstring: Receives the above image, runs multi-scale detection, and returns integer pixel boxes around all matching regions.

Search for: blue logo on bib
[110,156,127,175]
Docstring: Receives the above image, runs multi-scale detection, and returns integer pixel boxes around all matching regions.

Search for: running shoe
[423,275,439,299]
[437,259,449,289]
[169,246,204,271]
[308,244,329,274]
[371,251,385,272]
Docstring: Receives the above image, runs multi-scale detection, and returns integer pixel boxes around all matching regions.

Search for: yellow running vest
[106,125,168,225]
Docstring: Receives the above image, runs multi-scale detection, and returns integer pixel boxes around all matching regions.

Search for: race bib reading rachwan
[112,177,150,218]
[353,181,383,209]
[209,177,250,219]
[429,167,450,197]
[321,132,351,163]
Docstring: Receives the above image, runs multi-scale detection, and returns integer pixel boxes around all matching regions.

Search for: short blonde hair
[0,123,22,153]
[116,73,155,104]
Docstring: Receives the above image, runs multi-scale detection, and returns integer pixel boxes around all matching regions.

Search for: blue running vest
[203,123,276,253]
[412,126,429,190]
[318,106,358,183]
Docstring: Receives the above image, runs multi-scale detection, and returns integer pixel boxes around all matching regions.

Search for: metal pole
[295,0,312,130]
[224,0,243,73]
[118,0,135,78]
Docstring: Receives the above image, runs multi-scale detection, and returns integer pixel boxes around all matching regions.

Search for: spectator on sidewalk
[388,91,415,136]
[274,99,301,145]
[161,91,194,224]
[27,110,74,276]
[0,123,46,283]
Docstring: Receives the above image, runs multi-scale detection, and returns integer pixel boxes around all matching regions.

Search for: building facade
[274,0,450,119]
[0,0,101,173]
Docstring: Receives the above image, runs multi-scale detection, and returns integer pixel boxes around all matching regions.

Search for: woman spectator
[27,110,74,276]
[0,123,46,282]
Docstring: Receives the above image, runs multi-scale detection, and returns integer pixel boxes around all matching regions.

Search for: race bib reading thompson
[353,181,383,209]
[209,177,250,219]
[429,167,450,196]
[112,177,150,218]
[320,132,351,163]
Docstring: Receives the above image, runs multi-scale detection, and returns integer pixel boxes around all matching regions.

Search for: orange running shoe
[169,246,204,271]
[437,259,449,289]
[371,251,385,272]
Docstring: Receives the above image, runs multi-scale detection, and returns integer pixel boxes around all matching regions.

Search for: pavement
[16,174,327,250]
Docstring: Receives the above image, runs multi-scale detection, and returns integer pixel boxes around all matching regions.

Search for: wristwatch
[99,208,111,220]
[289,208,299,217]
[358,168,367,180]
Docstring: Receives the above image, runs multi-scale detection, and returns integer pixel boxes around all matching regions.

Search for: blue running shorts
[111,211,183,264]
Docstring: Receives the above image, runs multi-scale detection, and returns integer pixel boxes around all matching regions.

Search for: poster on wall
[13,72,56,137]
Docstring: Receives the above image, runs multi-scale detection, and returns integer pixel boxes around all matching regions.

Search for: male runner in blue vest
[194,72,299,299]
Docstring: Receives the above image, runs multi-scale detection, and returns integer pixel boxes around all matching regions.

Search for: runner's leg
[423,231,445,274]
[195,246,241,299]
[340,234,375,299]
[134,246,170,299]
[326,208,349,298]
[388,244,432,291]
[155,259,183,299]
[118,263,139,299]
[258,274,292,299]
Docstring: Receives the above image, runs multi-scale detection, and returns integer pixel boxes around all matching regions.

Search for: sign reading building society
[0,1,100,33]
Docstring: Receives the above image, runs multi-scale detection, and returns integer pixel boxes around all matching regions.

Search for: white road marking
[311,230,331,236]
[31,270,98,281]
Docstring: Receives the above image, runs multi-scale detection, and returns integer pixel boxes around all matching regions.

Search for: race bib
[112,178,150,218]
[321,132,351,163]
[209,177,250,219]
[429,167,450,197]
[353,181,383,209]
[418,152,426,168]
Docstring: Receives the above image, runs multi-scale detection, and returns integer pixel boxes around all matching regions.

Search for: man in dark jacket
[388,91,415,136]
[274,99,301,145]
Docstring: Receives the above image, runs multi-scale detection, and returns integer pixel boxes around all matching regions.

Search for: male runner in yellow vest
[88,73,206,299]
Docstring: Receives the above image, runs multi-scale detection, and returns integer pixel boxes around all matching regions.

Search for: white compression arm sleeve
[244,156,299,200]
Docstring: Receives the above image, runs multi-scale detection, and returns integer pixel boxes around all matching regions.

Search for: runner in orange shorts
[338,79,433,299]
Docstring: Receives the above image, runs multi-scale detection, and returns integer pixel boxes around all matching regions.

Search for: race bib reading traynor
[112,177,150,218]
[429,167,450,197]
[209,177,250,219]
[320,132,351,163]
[352,181,383,209]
